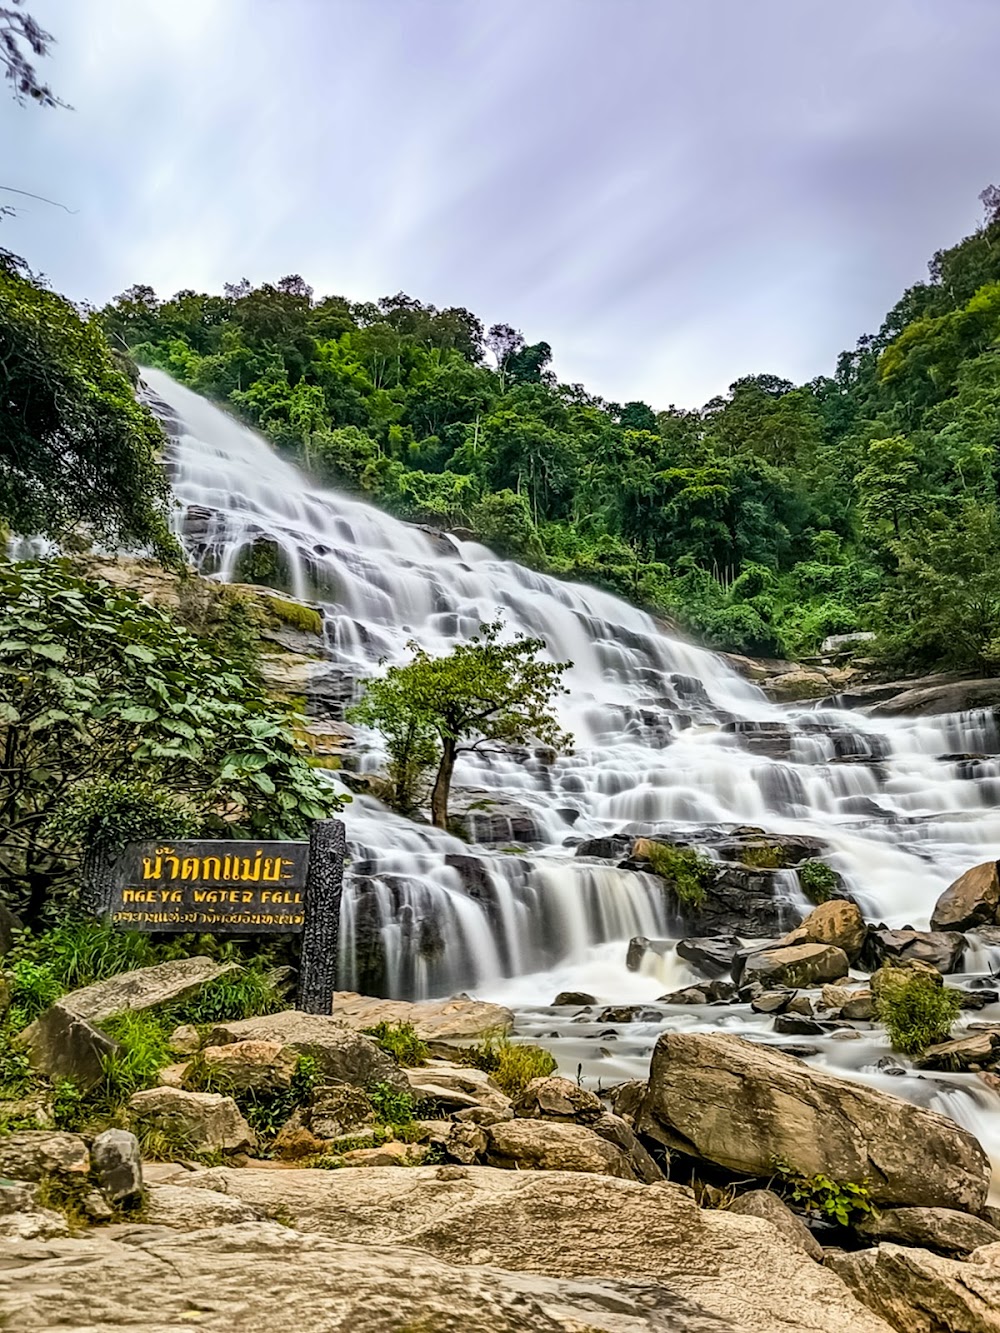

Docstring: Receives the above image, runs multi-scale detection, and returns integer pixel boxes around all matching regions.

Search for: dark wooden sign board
[96,819,346,1016]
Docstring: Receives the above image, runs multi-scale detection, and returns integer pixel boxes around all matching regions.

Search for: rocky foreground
[3,950,1000,1332]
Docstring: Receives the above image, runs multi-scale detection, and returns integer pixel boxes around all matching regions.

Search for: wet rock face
[447,788,542,845]
[867,928,967,974]
[827,1242,1000,1333]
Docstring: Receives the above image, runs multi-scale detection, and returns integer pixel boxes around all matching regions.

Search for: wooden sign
[94,821,347,1016]
[108,841,309,934]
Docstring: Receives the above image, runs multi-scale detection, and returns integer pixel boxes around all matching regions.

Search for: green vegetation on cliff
[96,192,1000,669]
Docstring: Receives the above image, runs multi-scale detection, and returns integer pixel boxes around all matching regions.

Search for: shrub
[739,843,786,869]
[798,859,841,904]
[874,969,962,1055]
[460,1036,557,1096]
[772,1160,875,1227]
[363,1021,429,1067]
[367,1081,418,1128]
[641,842,717,909]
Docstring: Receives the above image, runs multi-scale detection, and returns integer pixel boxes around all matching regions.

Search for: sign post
[99,820,346,1016]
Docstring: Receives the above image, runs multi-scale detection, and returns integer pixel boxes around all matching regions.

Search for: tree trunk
[431,737,456,830]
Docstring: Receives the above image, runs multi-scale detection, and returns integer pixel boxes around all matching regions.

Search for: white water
[142,368,1000,1194]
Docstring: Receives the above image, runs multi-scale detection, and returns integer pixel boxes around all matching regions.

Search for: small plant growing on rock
[367,1082,418,1129]
[874,968,961,1055]
[797,859,840,904]
[460,1036,557,1096]
[739,843,786,870]
[363,1021,429,1067]
[641,842,717,909]
[772,1160,875,1227]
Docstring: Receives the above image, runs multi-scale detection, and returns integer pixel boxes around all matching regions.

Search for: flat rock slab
[20,1003,119,1092]
[857,1206,1000,1256]
[0,1222,741,1333]
[157,1165,894,1333]
[31,956,240,1025]
[333,990,514,1043]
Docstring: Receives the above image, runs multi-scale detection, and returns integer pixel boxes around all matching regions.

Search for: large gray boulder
[856,1206,1000,1257]
[19,1003,119,1092]
[204,1010,408,1091]
[512,1076,603,1123]
[186,1040,299,1094]
[128,1087,256,1153]
[828,1242,1000,1332]
[90,1129,142,1204]
[36,955,241,1025]
[867,928,966,975]
[930,861,1000,932]
[111,1165,896,1333]
[638,1032,990,1212]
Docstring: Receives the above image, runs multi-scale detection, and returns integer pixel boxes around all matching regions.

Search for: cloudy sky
[4,0,1000,407]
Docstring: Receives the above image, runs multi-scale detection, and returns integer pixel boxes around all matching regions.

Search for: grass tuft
[459,1035,556,1096]
[362,1021,429,1067]
[874,968,962,1055]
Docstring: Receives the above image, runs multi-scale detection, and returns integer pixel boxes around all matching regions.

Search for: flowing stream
[142,367,1000,1196]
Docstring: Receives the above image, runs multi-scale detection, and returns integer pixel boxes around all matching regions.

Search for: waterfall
[140,368,1000,1192]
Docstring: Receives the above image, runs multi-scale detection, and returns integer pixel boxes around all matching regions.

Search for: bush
[874,969,962,1055]
[460,1036,556,1096]
[798,859,841,904]
[772,1160,875,1226]
[367,1081,418,1127]
[641,842,717,909]
[363,1021,429,1067]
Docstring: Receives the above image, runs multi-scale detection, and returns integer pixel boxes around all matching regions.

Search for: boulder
[168,1024,202,1055]
[752,990,794,1014]
[841,991,875,1021]
[856,1206,1000,1257]
[626,935,672,971]
[186,1040,300,1094]
[868,929,966,975]
[915,1030,1000,1071]
[729,1189,823,1261]
[591,1112,665,1184]
[404,1062,512,1115]
[638,1032,990,1212]
[972,1242,1000,1265]
[871,959,942,996]
[444,1122,488,1164]
[90,1129,142,1204]
[512,1075,603,1123]
[661,981,735,1004]
[676,935,742,978]
[485,1120,635,1178]
[551,991,596,1006]
[782,901,867,963]
[36,956,240,1024]
[19,1003,120,1092]
[0,1191,69,1240]
[447,788,541,844]
[308,1085,374,1140]
[128,1087,256,1153]
[739,943,850,988]
[827,1242,1000,1333]
[331,990,514,1044]
[0,1131,90,1182]
[867,677,1000,717]
[930,861,1000,931]
[124,1166,898,1333]
[203,1010,408,1091]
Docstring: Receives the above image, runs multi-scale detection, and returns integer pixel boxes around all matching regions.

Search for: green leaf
[30,643,67,662]
[118,706,159,723]
[125,644,157,663]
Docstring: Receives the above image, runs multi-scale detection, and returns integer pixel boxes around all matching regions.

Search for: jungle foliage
[97,192,1000,670]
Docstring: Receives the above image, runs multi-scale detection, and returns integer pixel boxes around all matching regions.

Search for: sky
[4,0,1000,408]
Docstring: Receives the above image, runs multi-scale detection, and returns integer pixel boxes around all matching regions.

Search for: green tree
[350,620,571,830]
[0,263,176,556]
[0,559,346,922]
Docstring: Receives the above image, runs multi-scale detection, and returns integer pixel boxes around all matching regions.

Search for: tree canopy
[100,185,1000,672]
[350,620,571,829]
[0,261,176,558]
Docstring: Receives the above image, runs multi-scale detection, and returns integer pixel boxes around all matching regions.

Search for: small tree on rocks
[351,619,571,829]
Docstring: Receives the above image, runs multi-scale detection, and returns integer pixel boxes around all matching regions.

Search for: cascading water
[141,368,1000,1196]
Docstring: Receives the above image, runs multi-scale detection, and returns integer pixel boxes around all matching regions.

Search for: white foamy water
[142,368,1000,1195]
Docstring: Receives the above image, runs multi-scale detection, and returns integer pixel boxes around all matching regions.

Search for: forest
[86,189,1000,673]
